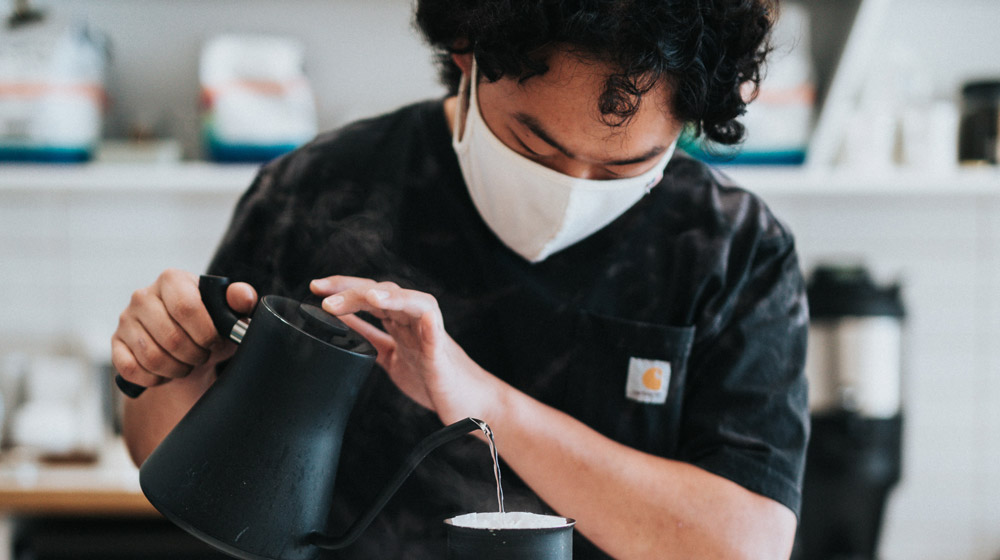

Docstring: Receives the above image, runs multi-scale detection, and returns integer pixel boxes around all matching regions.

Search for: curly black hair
[414,0,776,146]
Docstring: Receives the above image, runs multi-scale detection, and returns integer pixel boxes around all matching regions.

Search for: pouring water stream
[471,418,505,514]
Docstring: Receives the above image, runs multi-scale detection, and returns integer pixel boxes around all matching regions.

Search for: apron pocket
[564,311,696,454]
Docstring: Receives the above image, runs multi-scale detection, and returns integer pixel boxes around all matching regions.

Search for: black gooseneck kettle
[116,275,486,560]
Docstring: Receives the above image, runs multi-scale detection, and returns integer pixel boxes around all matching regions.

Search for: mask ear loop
[453,58,477,145]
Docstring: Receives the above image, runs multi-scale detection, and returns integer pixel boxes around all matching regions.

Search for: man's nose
[547,157,603,180]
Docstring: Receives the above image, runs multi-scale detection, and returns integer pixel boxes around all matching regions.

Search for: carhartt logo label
[642,367,663,390]
[626,357,671,404]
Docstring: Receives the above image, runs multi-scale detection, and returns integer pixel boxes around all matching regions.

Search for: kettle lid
[807,265,905,319]
[263,295,376,356]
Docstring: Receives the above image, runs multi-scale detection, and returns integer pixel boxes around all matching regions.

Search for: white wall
[881,0,1000,100]
[2,0,1000,558]
[0,187,241,353]
[766,192,1000,560]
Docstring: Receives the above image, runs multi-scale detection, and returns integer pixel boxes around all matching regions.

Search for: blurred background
[0,0,999,558]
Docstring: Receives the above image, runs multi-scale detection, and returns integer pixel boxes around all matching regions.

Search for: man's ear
[451,53,473,77]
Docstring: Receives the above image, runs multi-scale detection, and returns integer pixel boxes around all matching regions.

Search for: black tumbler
[958,80,1000,164]
[445,515,575,560]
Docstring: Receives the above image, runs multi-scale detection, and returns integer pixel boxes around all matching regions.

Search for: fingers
[135,293,211,367]
[227,282,258,315]
[338,313,395,368]
[310,275,377,297]
[113,311,192,383]
[157,269,218,349]
[418,312,438,346]
[319,280,441,326]
[111,269,259,390]
[111,336,167,389]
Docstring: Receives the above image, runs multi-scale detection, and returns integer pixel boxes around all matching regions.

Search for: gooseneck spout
[308,417,485,550]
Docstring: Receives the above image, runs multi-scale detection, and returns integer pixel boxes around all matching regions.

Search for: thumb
[226,282,259,315]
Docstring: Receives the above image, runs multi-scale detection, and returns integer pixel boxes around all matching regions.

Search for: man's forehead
[511,64,675,128]
[511,109,672,166]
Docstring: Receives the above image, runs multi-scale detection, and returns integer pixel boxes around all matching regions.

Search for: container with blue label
[0,16,108,163]
[199,35,318,164]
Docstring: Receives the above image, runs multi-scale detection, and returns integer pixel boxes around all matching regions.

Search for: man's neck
[443,96,458,139]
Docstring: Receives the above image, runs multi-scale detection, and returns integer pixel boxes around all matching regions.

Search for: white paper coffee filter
[447,512,572,530]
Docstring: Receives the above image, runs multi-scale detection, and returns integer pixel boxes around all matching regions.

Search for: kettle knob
[298,303,350,337]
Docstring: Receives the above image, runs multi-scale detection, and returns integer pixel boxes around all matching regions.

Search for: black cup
[444,514,575,560]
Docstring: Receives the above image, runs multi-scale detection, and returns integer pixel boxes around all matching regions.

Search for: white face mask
[452,60,676,263]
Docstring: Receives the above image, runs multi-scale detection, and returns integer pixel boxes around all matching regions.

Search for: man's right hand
[111,269,258,391]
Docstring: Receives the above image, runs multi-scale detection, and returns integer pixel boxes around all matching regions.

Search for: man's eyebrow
[513,112,666,166]
[514,112,575,159]
[606,145,668,166]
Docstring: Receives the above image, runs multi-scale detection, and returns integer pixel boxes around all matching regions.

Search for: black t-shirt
[207,99,809,559]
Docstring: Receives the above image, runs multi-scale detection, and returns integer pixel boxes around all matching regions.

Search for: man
[113,1,809,558]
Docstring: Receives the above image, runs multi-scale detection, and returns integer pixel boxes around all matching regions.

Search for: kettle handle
[198,275,248,343]
[114,274,249,399]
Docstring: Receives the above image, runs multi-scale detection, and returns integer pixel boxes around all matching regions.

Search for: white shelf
[725,165,1000,197]
[0,162,260,195]
[1,161,997,197]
